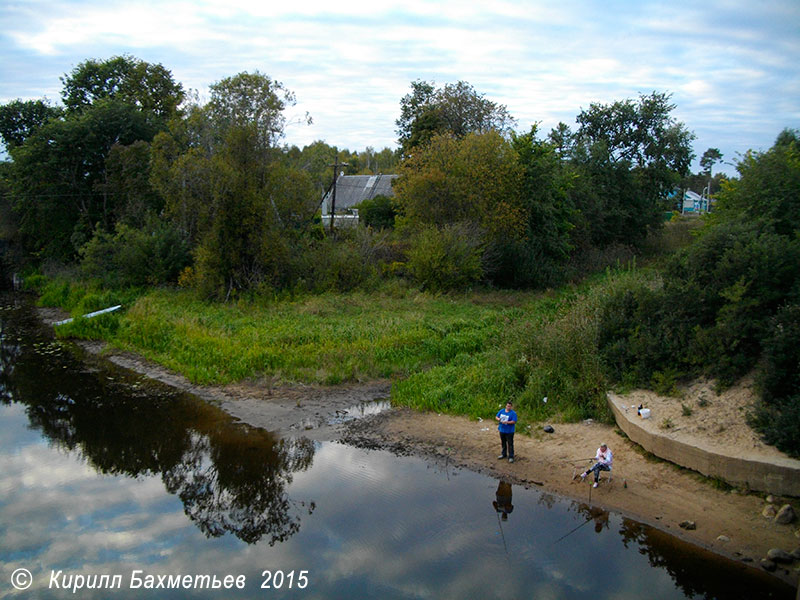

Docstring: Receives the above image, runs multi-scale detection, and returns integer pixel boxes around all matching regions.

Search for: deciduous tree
[396,80,515,155]
[61,55,184,122]
[572,92,695,246]
[0,99,61,150]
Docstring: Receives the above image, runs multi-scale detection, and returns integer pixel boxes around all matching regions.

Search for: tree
[396,80,516,155]
[712,129,800,238]
[395,131,523,232]
[61,55,184,122]
[572,92,695,246]
[394,131,525,285]
[699,147,723,175]
[357,195,396,230]
[0,99,61,150]
[98,140,163,229]
[548,122,574,157]
[207,71,306,152]
[151,72,317,298]
[598,130,800,456]
[6,57,183,262]
[506,127,576,287]
[10,100,161,259]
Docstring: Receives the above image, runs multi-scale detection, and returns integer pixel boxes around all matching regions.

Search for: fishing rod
[550,516,594,546]
[494,509,509,555]
[563,457,596,464]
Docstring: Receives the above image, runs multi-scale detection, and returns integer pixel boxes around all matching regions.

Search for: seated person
[580,443,612,488]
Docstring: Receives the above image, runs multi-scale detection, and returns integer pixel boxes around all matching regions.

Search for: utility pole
[328,157,349,234]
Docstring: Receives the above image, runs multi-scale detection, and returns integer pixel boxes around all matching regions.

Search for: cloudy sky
[1,0,799,175]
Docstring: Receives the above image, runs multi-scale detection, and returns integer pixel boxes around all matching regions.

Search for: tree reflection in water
[615,519,789,600]
[0,294,315,546]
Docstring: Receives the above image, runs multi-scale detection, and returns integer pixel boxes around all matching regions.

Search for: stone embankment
[608,392,800,497]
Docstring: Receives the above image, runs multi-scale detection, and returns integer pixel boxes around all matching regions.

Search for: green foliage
[597,132,800,455]
[0,98,61,150]
[61,55,184,122]
[80,219,191,287]
[757,304,800,404]
[207,71,303,150]
[396,80,515,155]
[651,368,681,397]
[55,312,121,340]
[749,304,800,457]
[151,75,319,300]
[394,130,530,285]
[699,148,723,175]
[749,398,800,459]
[503,127,575,287]
[571,92,695,248]
[9,99,162,260]
[406,223,484,292]
[295,232,377,293]
[711,128,800,237]
[35,277,136,312]
[357,195,396,229]
[98,140,162,228]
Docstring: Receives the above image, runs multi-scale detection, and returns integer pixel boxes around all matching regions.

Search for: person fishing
[579,442,613,488]
[495,401,517,463]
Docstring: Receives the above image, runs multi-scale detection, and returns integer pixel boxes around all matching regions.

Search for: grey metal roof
[321,174,398,215]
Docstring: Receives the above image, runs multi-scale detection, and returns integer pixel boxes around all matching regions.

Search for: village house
[321,174,398,228]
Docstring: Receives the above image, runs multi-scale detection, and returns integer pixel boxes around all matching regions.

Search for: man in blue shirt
[495,401,518,463]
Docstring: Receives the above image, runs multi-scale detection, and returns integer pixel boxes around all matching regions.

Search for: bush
[80,220,191,288]
[294,228,400,293]
[750,396,800,458]
[758,304,800,403]
[406,223,484,292]
[357,195,396,229]
[299,236,373,293]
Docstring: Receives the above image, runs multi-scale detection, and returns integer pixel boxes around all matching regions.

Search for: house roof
[321,174,398,214]
[684,190,702,201]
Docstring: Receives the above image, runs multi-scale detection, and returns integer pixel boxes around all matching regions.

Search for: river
[0,291,793,599]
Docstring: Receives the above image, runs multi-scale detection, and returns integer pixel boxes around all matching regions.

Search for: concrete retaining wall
[608,393,800,497]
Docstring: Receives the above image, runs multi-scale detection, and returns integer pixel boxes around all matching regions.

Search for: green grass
[43,265,658,428]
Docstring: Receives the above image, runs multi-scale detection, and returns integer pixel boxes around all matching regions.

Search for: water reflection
[492,480,514,521]
[0,294,315,546]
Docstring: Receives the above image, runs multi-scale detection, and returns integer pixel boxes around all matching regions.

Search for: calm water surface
[0,292,793,599]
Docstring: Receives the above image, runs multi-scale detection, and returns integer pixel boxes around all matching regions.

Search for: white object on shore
[640,408,651,419]
[53,305,122,326]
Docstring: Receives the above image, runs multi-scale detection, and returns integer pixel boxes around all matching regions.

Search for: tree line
[1,55,707,297]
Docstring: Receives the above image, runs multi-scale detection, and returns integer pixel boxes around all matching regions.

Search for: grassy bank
[39,265,658,430]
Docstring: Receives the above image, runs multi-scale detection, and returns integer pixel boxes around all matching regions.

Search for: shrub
[757,304,800,404]
[299,235,373,293]
[80,220,191,288]
[749,397,800,458]
[357,195,396,229]
[406,223,484,292]
[293,228,402,293]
